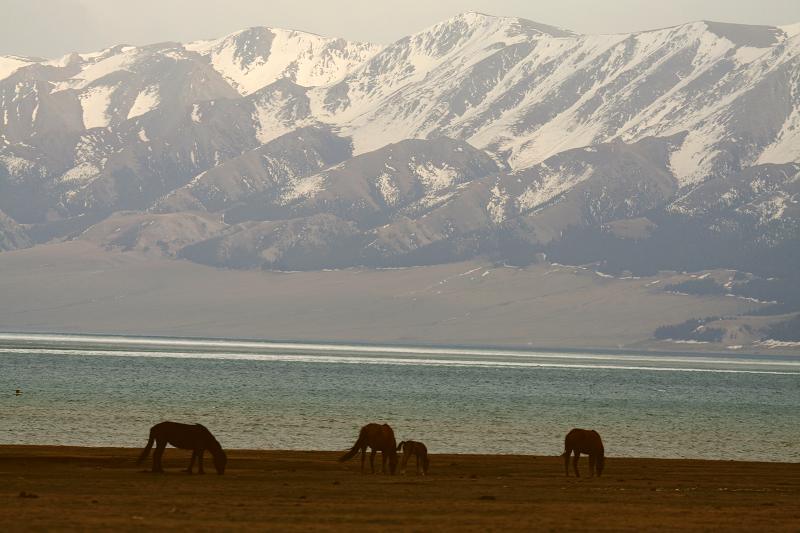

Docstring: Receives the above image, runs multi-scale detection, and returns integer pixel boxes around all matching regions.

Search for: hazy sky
[3,0,800,58]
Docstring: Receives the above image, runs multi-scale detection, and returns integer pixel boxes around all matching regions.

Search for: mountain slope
[0,13,797,285]
[0,209,30,251]
[154,126,353,214]
[184,137,502,269]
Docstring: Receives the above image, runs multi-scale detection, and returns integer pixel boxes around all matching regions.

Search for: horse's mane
[194,424,223,452]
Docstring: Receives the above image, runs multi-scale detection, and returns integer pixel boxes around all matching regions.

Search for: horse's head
[596,455,605,477]
[213,449,227,475]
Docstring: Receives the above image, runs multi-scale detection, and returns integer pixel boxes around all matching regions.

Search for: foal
[397,440,429,475]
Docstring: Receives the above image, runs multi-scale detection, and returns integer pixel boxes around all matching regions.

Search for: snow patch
[486,184,510,224]
[780,22,800,38]
[669,129,720,187]
[0,154,38,182]
[195,28,379,96]
[517,166,593,212]
[746,194,789,222]
[58,162,100,184]
[281,174,326,204]
[414,162,459,192]
[758,106,800,165]
[414,190,457,210]
[251,93,312,144]
[0,55,34,82]
[44,53,80,68]
[66,47,138,90]
[734,46,768,64]
[759,339,800,348]
[79,84,118,128]
[191,104,202,123]
[376,172,400,207]
[127,85,160,119]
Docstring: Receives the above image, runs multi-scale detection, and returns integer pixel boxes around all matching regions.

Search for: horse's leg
[400,452,408,475]
[360,448,366,474]
[185,450,196,474]
[370,450,376,474]
[153,439,167,473]
[588,455,596,478]
[197,449,205,474]
[415,454,420,475]
[564,449,571,477]
[573,452,581,478]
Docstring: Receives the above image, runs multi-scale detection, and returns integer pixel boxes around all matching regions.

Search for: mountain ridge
[0,12,797,287]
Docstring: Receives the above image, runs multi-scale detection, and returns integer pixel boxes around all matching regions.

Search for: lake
[2,333,798,462]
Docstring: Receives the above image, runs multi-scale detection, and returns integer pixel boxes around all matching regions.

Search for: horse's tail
[561,433,572,457]
[396,441,405,452]
[136,427,155,465]
[339,429,367,462]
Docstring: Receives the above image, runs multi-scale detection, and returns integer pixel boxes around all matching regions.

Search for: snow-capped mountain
[0,12,798,280]
[186,27,380,95]
[314,15,800,178]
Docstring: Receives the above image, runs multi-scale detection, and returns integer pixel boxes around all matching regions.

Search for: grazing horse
[137,421,227,475]
[397,440,429,475]
[339,423,398,474]
[562,428,604,477]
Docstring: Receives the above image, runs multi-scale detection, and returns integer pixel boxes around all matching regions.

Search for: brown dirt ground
[1,446,798,531]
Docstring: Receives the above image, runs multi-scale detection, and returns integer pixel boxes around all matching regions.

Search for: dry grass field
[2,446,799,531]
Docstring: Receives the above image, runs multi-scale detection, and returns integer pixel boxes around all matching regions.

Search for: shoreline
[3,329,798,360]
[1,444,797,464]
[2,446,799,531]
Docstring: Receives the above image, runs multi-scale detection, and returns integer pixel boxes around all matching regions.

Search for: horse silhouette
[137,421,227,475]
[397,440,429,475]
[562,428,604,477]
[339,423,398,474]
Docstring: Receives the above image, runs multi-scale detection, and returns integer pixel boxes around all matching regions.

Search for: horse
[137,421,227,475]
[562,428,604,477]
[397,440,429,475]
[339,423,398,474]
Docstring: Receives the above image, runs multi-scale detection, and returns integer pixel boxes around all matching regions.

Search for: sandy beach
[1,446,798,531]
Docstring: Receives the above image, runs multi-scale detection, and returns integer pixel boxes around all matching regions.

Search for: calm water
[1,333,798,462]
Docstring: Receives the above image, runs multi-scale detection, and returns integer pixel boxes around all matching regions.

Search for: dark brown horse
[562,428,604,477]
[137,421,227,475]
[397,440,429,475]
[339,423,398,474]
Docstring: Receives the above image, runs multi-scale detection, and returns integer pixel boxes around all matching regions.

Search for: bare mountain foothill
[0,241,792,355]
[2,13,799,352]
